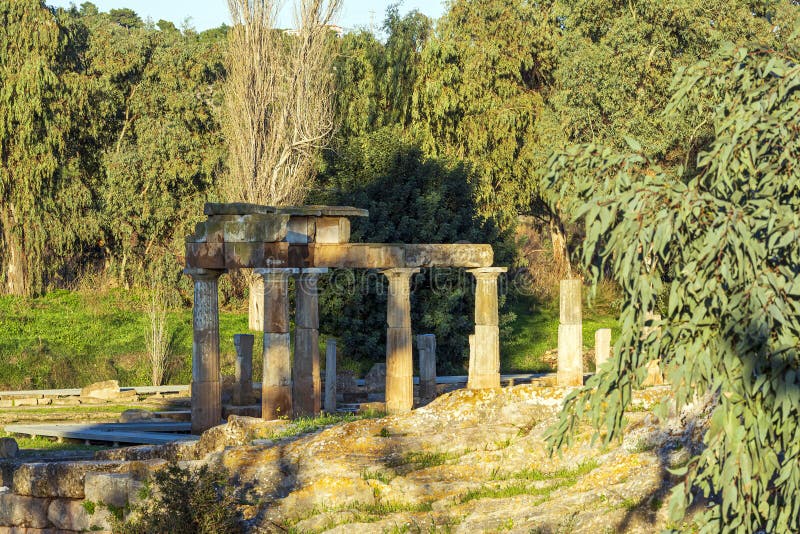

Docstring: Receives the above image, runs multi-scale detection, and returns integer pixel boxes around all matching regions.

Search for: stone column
[254,268,298,420]
[467,267,507,389]
[185,268,225,434]
[417,334,437,402]
[381,268,420,414]
[233,334,254,405]
[642,312,664,386]
[293,268,327,418]
[557,279,583,386]
[595,328,611,370]
[324,339,337,414]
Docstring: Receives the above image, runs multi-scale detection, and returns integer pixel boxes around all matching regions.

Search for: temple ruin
[184,203,506,433]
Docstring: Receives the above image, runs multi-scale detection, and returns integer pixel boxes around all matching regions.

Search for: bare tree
[223,0,341,328]
[223,0,340,205]
[145,281,173,386]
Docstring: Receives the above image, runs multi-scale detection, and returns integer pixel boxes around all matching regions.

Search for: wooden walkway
[5,422,197,445]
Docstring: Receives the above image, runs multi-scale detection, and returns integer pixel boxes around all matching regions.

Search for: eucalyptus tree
[544,36,800,532]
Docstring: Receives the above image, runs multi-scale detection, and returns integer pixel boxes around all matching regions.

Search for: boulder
[0,440,18,460]
[80,381,120,400]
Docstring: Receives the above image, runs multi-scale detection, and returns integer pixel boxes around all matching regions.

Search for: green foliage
[318,126,506,373]
[0,0,99,295]
[414,0,557,228]
[114,463,240,534]
[544,38,800,532]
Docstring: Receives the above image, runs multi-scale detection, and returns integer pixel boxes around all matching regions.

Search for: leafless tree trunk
[223,0,341,329]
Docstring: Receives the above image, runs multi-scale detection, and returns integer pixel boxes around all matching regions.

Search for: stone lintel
[186,243,495,270]
[253,267,300,277]
[203,203,368,218]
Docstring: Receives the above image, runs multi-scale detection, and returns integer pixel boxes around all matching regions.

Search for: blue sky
[48,1,447,33]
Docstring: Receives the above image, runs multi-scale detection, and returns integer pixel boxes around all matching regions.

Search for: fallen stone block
[12,399,37,408]
[118,409,153,423]
[52,398,80,406]
[0,493,51,528]
[80,381,120,401]
[47,498,112,532]
[34,399,51,407]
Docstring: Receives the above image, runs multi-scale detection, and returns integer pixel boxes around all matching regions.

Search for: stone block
[404,244,494,268]
[52,398,80,406]
[286,217,312,244]
[118,409,153,424]
[80,381,120,400]
[557,323,583,387]
[12,461,128,499]
[314,217,350,244]
[0,400,12,408]
[0,493,51,528]
[185,242,225,269]
[34,399,51,406]
[222,214,288,243]
[47,498,112,532]
[0,439,18,460]
[84,472,131,509]
[12,399,37,408]
[467,326,500,390]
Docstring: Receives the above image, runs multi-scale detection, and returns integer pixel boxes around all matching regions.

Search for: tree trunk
[1,209,29,296]
[550,216,572,279]
[248,275,264,331]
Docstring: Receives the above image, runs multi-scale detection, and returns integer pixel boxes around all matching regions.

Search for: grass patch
[0,430,106,453]
[0,404,161,415]
[495,459,600,481]
[503,294,619,373]
[286,500,433,532]
[264,410,385,441]
[388,450,465,469]
[459,480,563,504]
[361,468,395,484]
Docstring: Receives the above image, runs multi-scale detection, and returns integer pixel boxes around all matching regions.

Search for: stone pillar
[417,334,437,402]
[255,268,298,420]
[467,267,507,389]
[642,312,664,386]
[293,268,327,418]
[324,339,337,414]
[557,279,583,387]
[233,334,254,405]
[381,268,420,414]
[594,328,611,370]
[185,268,225,434]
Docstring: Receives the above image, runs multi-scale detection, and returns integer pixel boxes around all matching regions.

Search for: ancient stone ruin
[184,203,507,433]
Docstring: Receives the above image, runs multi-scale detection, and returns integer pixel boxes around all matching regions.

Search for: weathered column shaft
[233,334,254,405]
[594,328,611,370]
[255,268,298,420]
[186,268,225,434]
[382,268,420,414]
[324,339,337,414]
[467,268,507,389]
[557,279,583,386]
[293,268,327,417]
[642,312,664,386]
[417,334,437,402]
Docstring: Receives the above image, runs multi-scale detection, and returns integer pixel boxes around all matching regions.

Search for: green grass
[492,459,600,481]
[502,292,620,373]
[0,288,264,389]
[0,404,161,415]
[263,410,386,441]
[0,430,106,453]
[388,450,465,469]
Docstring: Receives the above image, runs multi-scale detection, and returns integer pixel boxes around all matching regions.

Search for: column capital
[467,267,507,279]
[381,267,421,279]
[184,267,225,280]
[253,267,299,279]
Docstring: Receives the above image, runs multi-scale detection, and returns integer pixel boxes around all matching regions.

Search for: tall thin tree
[223,0,341,328]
